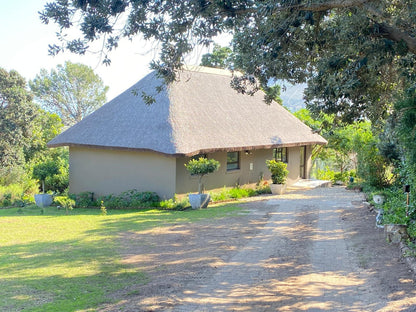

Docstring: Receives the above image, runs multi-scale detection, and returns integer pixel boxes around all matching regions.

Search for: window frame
[273,147,288,163]
[226,151,240,171]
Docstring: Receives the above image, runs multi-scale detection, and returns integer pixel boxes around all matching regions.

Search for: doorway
[300,146,306,179]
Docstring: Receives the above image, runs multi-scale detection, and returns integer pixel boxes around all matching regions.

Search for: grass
[0,204,243,311]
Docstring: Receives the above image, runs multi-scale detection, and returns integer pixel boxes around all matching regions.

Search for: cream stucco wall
[69,147,176,199]
[175,146,313,194]
[68,145,314,199]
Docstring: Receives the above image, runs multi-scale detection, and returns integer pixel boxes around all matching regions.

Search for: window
[273,147,288,163]
[227,151,240,171]
[191,153,207,160]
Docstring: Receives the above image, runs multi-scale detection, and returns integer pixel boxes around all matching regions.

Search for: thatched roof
[48,66,327,156]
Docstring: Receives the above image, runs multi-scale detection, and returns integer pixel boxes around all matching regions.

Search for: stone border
[400,242,416,275]
[364,199,416,277]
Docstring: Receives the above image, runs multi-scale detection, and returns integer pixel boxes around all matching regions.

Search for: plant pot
[373,194,385,205]
[188,193,210,209]
[34,194,53,207]
[270,184,286,195]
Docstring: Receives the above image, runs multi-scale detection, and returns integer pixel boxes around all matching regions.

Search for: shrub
[54,196,75,214]
[255,180,272,195]
[210,187,230,202]
[266,160,288,184]
[100,201,107,216]
[72,192,96,208]
[0,183,36,207]
[32,156,68,193]
[209,184,271,203]
[159,196,190,210]
[98,190,160,209]
[229,187,256,199]
[407,222,416,239]
[380,188,409,225]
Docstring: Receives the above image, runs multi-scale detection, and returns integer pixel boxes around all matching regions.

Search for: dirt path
[103,187,416,311]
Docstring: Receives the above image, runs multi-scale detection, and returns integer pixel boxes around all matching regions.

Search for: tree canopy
[200,44,283,105]
[0,68,38,180]
[41,0,416,122]
[30,61,108,127]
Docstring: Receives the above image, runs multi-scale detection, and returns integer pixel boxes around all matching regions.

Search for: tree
[32,149,69,194]
[40,0,416,122]
[200,44,283,104]
[0,68,38,184]
[30,61,108,127]
[185,158,220,194]
[200,44,234,69]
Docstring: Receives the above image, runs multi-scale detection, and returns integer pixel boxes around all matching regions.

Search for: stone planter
[270,184,286,195]
[34,194,53,207]
[373,194,385,205]
[188,193,210,209]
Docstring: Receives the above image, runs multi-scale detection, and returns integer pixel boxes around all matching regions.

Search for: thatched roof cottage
[48,66,327,198]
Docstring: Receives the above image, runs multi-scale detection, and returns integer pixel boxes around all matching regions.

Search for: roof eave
[48,140,327,158]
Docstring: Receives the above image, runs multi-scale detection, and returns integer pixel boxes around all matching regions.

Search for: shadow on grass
[0,234,147,311]
[0,203,243,311]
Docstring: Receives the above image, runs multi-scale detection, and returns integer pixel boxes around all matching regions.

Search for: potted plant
[185,157,220,209]
[32,161,56,207]
[266,159,289,195]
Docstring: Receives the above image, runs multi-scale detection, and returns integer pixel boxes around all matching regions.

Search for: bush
[266,160,288,184]
[210,184,271,203]
[380,188,410,225]
[0,183,36,207]
[159,196,190,210]
[255,180,272,195]
[54,195,75,214]
[32,155,68,193]
[229,187,256,199]
[71,192,96,208]
[98,190,160,209]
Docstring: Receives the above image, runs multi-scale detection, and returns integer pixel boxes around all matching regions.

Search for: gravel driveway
[103,187,416,312]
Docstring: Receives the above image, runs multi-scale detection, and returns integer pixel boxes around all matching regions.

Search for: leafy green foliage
[395,90,416,165]
[0,68,38,184]
[185,157,220,194]
[295,108,391,187]
[209,184,271,202]
[200,44,234,69]
[32,149,69,193]
[0,184,36,207]
[159,196,190,211]
[98,190,160,209]
[185,157,220,176]
[100,200,107,216]
[30,61,108,126]
[266,160,288,184]
[40,1,416,125]
[54,195,75,214]
[72,191,96,208]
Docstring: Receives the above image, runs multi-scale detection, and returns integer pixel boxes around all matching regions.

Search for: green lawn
[0,204,243,311]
